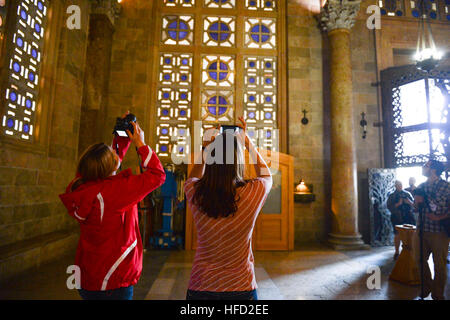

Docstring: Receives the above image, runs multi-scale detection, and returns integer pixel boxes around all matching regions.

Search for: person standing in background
[414,160,450,300]
[387,180,416,260]
[405,177,418,197]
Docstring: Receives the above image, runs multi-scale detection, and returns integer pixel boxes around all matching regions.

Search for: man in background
[405,177,418,197]
[414,160,450,300]
[387,180,416,260]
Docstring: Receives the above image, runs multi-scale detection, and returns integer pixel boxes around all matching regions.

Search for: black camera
[113,113,136,137]
[220,125,243,134]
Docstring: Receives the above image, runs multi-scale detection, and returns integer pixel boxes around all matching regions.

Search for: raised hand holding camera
[114,112,137,137]
[126,122,145,149]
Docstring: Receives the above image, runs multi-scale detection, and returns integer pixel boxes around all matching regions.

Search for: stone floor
[0,245,448,300]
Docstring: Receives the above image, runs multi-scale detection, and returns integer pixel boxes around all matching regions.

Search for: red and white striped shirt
[184,177,272,292]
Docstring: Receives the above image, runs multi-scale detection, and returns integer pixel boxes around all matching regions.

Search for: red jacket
[59,137,165,291]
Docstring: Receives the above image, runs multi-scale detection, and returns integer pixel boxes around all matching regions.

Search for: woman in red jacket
[59,117,165,300]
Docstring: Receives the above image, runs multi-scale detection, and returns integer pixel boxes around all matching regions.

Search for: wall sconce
[301,109,309,125]
[294,179,315,203]
[360,112,367,139]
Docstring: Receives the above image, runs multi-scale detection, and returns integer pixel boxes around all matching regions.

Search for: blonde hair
[72,143,118,191]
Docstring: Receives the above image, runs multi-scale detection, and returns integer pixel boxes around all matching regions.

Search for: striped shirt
[184,177,272,292]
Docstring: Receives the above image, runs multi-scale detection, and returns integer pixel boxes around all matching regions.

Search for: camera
[220,125,243,134]
[113,113,136,137]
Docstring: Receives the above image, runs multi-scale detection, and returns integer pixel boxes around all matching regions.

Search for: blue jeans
[78,286,134,300]
[186,289,258,300]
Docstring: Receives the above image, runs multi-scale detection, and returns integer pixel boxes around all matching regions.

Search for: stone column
[319,0,368,250]
[78,0,121,154]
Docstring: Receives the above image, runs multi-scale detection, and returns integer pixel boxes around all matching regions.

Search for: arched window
[151,0,286,162]
[1,0,48,141]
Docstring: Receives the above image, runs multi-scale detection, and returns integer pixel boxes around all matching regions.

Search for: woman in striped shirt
[184,117,273,300]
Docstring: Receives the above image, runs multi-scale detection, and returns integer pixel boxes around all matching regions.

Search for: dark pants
[78,286,134,300]
[186,289,257,300]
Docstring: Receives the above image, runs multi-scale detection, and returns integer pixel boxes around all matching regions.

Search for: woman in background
[59,114,165,300]
[184,117,273,300]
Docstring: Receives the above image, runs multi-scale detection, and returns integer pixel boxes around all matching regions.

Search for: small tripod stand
[417,204,427,300]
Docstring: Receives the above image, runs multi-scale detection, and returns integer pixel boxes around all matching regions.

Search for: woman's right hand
[237,116,250,149]
[127,122,145,148]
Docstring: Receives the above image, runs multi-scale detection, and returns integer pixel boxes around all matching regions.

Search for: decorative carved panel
[368,168,396,246]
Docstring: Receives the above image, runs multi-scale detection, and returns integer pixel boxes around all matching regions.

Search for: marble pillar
[319,0,368,250]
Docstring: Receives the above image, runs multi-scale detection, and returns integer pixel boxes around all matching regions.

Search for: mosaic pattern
[203,16,235,47]
[245,18,276,49]
[2,0,48,140]
[155,53,193,159]
[243,57,277,150]
[204,0,235,9]
[162,15,194,46]
[246,0,276,11]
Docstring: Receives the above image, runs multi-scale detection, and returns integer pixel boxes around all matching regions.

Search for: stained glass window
[245,18,276,49]
[162,15,194,46]
[203,16,235,47]
[1,0,48,141]
[154,0,284,160]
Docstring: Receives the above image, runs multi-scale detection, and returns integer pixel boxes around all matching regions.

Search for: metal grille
[381,65,449,170]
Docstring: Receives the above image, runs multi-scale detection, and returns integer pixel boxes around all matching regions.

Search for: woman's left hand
[203,125,221,148]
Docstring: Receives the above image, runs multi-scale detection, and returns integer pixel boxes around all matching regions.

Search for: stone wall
[287,1,331,245]
[104,0,155,171]
[0,0,90,277]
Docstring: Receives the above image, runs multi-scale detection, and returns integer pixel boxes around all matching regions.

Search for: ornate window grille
[381,65,450,171]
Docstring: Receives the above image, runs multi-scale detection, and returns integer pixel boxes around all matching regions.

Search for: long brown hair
[71,143,118,191]
[192,133,246,218]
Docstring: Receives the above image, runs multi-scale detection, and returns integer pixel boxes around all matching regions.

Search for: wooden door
[184,150,294,251]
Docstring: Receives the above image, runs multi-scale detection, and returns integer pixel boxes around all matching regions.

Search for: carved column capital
[319,0,361,33]
[91,0,122,27]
